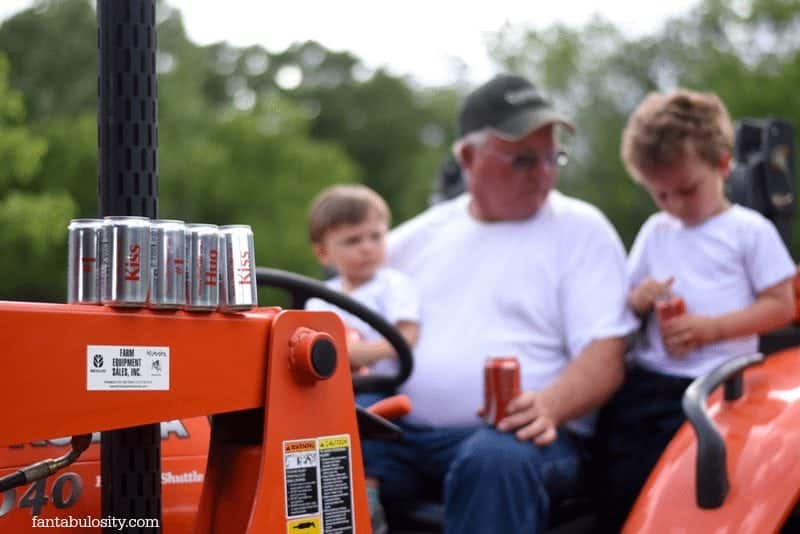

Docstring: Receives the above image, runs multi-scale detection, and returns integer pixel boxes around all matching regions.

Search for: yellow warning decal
[287,516,320,533]
[319,435,349,450]
[284,440,316,453]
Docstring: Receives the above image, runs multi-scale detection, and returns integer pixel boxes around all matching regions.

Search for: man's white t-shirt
[388,191,638,435]
[628,205,796,378]
[305,267,420,375]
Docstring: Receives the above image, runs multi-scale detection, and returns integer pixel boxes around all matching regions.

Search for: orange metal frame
[0,301,370,533]
[625,347,800,533]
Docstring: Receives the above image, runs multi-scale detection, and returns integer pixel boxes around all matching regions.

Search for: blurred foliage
[488,0,800,251]
[0,0,458,301]
[0,51,71,300]
[1,0,800,302]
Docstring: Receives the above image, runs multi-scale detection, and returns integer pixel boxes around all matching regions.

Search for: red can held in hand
[656,296,686,324]
[480,356,521,426]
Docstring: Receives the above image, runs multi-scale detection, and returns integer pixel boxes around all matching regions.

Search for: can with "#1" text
[67,218,104,304]
[149,219,186,309]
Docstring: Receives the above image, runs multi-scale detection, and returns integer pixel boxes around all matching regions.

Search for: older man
[363,73,638,533]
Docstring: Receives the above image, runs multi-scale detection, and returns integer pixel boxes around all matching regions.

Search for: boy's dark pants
[592,365,693,533]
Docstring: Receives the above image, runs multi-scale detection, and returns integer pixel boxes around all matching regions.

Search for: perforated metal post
[97,0,161,531]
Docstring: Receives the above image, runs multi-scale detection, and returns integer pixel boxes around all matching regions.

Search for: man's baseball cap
[458,74,575,139]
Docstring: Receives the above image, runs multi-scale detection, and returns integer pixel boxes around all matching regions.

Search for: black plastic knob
[310,337,337,379]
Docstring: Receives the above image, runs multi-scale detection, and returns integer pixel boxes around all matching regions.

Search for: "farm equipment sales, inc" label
[86,345,170,390]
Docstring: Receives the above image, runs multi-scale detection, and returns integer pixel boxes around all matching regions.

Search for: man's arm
[497,336,627,445]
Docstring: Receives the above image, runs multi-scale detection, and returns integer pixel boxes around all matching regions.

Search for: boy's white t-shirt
[629,205,796,378]
[305,267,420,375]
[387,191,638,434]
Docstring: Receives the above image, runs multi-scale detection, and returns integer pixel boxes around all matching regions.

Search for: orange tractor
[3,0,800,532]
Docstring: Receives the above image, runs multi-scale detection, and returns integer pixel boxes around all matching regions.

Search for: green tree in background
[488,0,800,254]
[195,37,460,221]
[0,52,74,300]
[3,0,800,302]
[0,0,458,300]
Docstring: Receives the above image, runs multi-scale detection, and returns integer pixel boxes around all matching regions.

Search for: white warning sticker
[284,439,321,518]
[283,435,354,533]
[87,345,170,390]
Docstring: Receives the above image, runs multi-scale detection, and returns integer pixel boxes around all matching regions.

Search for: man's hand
[629,276,674,316]
[661,313,720,357]
[496,391,558,446]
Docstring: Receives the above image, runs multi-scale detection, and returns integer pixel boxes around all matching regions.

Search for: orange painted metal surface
[1,301,371,533]
[367,394,412,420]
[624,347,800,533]
[196,309,370,533]
[0,418,209,533]
[0,301,280,445]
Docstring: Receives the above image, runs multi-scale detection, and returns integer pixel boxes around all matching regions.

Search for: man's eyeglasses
[483,146,569,171]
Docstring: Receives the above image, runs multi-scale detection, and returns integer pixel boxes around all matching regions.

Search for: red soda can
[656,296,686,324]
[657,296,687,357]
[482,356,521,426]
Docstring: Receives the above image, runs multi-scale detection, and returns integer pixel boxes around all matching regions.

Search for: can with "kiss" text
[219,224,257,312]
[100,216,151,307]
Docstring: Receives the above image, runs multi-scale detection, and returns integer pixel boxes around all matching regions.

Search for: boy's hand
[345,327,363,348]
[661,314,721,357]
[629,276,674,316]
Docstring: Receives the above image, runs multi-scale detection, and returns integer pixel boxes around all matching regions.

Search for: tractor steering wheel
[256,267,413,394]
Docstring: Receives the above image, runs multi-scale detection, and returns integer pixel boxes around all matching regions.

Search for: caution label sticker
[283,434,354,533]
[287,516,321,533]
[86,345,170,390]
[319,435,354,534]
[284,439,320,517]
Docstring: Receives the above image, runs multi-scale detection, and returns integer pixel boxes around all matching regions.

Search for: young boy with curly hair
[595,89,796,531]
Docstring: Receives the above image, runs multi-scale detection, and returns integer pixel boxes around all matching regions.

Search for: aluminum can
[100,216,151,307]
[185,223,220,311]
[657,296,686,358]
[656,296,686,324]
[67,218,103,304]
[149,219,186,309]
[482,356,521,426]
[219,225,257,312]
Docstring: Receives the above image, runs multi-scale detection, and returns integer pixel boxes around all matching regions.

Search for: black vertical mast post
[97,1,161,532]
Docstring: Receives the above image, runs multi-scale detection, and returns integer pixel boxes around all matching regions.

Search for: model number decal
[0,472,82,517]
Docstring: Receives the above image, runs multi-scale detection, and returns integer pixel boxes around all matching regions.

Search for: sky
[0,0,701,86]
